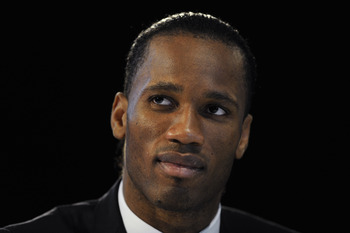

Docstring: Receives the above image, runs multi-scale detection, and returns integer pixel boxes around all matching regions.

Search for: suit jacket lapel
[94,178,127,233]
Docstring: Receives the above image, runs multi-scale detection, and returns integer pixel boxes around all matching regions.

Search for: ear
[111,92,128,139]
[235,114,253,159]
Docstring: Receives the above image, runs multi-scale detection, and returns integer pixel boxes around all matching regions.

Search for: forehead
[146,34,245,80]
[130,34,246,107]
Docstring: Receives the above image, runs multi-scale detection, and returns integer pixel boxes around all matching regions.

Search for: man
[1,12,298,233]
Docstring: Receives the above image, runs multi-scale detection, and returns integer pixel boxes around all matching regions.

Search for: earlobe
[111,92,128,139]
[235,114,253,159]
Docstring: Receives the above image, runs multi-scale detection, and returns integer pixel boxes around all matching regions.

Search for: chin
[151,184,211,212]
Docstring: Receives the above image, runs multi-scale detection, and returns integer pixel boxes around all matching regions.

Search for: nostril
[166,129,204,146]
[169,139,181,144]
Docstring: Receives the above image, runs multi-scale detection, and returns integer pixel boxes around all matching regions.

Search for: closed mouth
[156,152,205,178]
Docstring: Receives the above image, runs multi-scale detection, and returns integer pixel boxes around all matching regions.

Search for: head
[124,12,256,116]
[111,12,256,213]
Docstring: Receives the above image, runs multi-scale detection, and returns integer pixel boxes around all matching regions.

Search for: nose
[165,106,204,146]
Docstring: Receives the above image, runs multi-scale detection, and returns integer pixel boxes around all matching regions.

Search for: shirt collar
[118,179,221,233]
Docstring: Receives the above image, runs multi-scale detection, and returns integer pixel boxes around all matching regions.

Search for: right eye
[151,96,173,106]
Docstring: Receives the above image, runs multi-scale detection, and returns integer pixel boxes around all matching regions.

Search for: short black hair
[124,12,257,115]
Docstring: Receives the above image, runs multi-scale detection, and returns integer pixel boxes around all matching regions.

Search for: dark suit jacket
[1,179,298,233]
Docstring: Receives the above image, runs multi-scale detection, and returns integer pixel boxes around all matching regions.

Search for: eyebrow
[143,82,184,93]
[205,91,239,110]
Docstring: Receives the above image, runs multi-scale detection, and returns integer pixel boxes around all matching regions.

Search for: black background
[1,3,347,232]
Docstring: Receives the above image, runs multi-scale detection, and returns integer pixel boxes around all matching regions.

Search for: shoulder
[1,179,124,233]
[1,200,98,233]
[220,206,300,233]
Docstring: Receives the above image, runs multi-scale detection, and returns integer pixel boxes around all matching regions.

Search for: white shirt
[118,180,221,233]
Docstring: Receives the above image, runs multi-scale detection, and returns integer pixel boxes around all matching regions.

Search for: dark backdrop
[1,3,347,233]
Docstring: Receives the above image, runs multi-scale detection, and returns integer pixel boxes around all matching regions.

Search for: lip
[156,152,205,179]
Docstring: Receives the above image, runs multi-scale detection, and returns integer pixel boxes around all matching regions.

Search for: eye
[150,96,173,106]
[207,105,227,116]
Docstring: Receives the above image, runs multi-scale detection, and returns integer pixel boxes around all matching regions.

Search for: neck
[122,172,221,233]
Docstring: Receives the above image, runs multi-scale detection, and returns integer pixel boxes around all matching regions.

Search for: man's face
[112,34,252,212]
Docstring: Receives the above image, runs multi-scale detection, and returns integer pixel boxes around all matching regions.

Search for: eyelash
[149,95,177,108]
[148,95,229,116]
[205,104,229,116]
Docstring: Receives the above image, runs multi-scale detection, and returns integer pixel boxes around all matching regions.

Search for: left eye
[151,96,172,106]
[207,105,227,116]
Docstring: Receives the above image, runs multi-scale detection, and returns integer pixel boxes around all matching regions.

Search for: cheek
[125,112,167,162]
[207,123,240,154]
[124,122,152,182]
[206,124,240,175]
[128,113,165,144]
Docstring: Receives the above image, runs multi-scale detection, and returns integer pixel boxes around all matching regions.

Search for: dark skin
[111,34,253,233]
